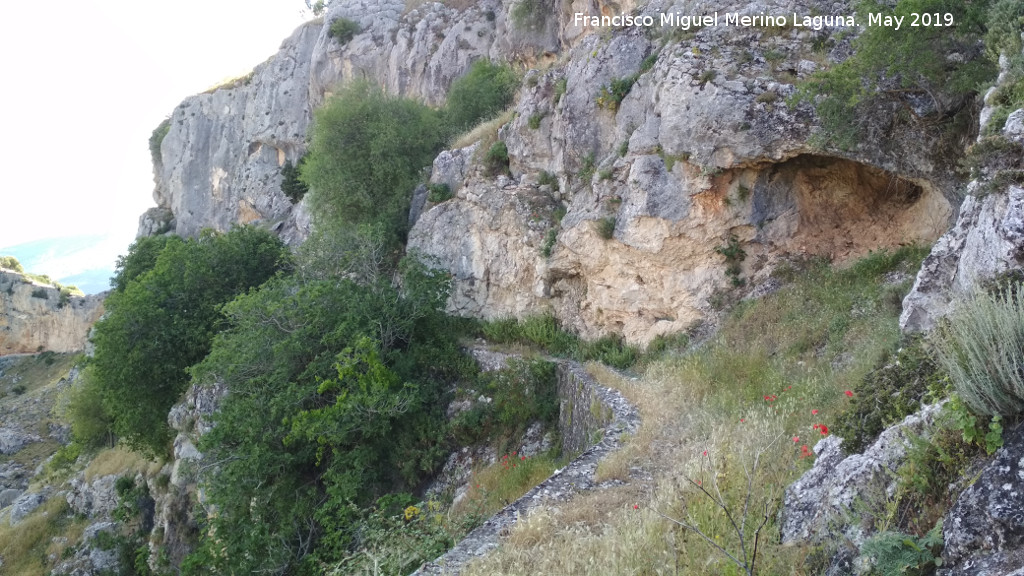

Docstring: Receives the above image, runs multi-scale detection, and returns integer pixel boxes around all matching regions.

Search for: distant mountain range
[0,234,128,294]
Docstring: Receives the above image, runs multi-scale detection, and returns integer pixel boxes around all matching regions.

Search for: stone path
[412,360,640,575]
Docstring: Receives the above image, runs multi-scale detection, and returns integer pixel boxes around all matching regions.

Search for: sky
[0,1,312,290]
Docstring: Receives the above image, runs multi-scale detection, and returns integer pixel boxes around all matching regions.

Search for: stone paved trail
[412,360,640,575]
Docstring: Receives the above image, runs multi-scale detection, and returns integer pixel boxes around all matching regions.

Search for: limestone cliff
[142,0,561,243]
[0,270,104,355]
[408,0,960,345]
[143,0,973,345]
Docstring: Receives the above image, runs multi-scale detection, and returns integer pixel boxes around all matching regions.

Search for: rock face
[940,424,1024,576]
[142,0,969,344]
[901,182,1024,332]
[146,380,227,569]
[781,403,944,547]
[144,0,559,243]
[901,42,1024,333]
[410,0,961,345]
[0,270,104,355]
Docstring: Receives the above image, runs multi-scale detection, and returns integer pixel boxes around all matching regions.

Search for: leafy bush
[280,155,309,203]
[184,240,471,572]
[527,112,545,129]
[30,288,48,299]
[110,235,172,293]
[835,337,945,453]
[328,18,360,44]
[595,217,616,240]
[444,60,519,134]
[328,496,454,575]
[541,228,557,257]
[716,235,746,287]
[90,227,289,454]
[449,359,559,447]
[484,141,510,176]
[537,170,559,191]
[859,521,943,576]
[63,365,114,449]
[510,0,547,31]
[596,76,637,111]
[553,77,567,105]
[427,182,453,203]
[301,82,446,241]
[0,255,23,273]
[930,283,1024,416]
[794,0,997,149]
[577,153,595,182]
[149,118,170,166]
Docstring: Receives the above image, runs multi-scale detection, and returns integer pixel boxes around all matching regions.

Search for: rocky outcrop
[141,0,973,344]
[901,42,1024,333]
[900,182,1024,332]
[781,403,944,546]
[143,0,561,243]
[146,380,227,569]
[52,521,122,576]
[940,424,1024,576]
[410,0,962,345]
[0,271,104,355]
[66,474,120,518]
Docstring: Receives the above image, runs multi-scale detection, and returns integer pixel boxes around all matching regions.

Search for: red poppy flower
[633,504,639,510]
[819,424,829,435]
[811,409,819,415]
[844,390,854,397]
[792,436,799,443]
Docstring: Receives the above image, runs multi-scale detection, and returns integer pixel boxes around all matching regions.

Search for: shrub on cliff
[301,82,446,241]
[328,17,360,45]
[183,246,472,572]
[443,60,518,133]
[0,255,23,273]
[90,227,289,454]
[149,118,170,166]
[931,284,1024,416]
[795,0,997,149]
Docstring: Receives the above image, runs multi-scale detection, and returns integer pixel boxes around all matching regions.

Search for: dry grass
[84,446,160,481]
[0,352,79,397]
[452,109,515,150]
[451,453,559,527]
[464,248,928,576]
[0,497,86,576]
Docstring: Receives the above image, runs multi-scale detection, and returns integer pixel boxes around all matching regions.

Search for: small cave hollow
[750,154,952,262]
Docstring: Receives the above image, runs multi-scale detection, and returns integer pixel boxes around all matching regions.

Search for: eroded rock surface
[0,270,104,355]
[940,424,1024,576]
[410,0,960,345]
[781,402,944,547]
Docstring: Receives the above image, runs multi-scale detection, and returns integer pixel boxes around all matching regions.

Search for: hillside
[1,0,1023,574]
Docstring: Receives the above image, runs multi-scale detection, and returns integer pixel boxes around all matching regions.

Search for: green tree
[0,256,23,273]
[110,235,171,292]
[186,242,467,572]
[90,227,289,454]
[300,82,446,241]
